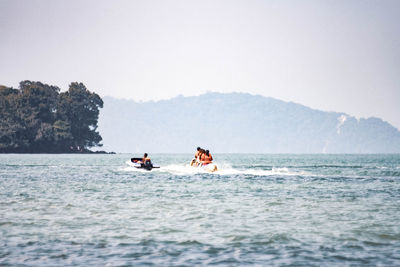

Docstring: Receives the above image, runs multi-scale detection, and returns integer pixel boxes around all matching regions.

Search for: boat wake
[122,161,304,176]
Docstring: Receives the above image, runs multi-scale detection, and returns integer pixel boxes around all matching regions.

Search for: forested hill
[0,81,103,153]
[98,93,400,153]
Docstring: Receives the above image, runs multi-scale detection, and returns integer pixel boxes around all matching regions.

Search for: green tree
[0,81,103,153]
[56,82,103,152]
[0,86,27,151]
[18,81,60,151]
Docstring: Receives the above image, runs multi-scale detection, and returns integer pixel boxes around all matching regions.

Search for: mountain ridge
[98,92,400,153]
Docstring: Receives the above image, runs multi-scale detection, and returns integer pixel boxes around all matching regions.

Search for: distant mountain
[98,92,400,153]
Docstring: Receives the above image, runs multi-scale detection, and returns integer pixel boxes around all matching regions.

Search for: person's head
[197,147,201,151]
[205,150,209,156]
[144,153,148,157]
[200,149,205,154]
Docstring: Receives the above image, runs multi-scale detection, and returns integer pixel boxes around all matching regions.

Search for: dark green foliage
[0,81,103,153]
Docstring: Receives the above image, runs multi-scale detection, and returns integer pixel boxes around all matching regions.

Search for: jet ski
[130,158,160,171]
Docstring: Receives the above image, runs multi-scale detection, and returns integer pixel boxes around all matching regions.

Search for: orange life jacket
[202,154,213,164]
[197,153,202,161]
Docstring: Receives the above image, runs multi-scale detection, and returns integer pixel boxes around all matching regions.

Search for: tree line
[0,81,104,153]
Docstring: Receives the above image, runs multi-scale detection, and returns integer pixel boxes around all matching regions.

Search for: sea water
[0,154,399,266]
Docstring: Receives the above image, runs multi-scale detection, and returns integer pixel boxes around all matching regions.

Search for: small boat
[130,158,160,171]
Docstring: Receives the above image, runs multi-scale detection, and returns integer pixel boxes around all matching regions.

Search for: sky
[1,0,399,129]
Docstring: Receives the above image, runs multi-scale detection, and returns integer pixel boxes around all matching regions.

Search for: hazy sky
[1,0,399,129]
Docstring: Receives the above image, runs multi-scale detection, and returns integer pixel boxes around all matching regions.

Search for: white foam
[215,166,297,176]
[121,166,150,173]
[159,164,209,175]
[122,161,303,177]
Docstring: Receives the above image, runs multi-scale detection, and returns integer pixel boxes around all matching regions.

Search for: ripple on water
[0,154,400,266]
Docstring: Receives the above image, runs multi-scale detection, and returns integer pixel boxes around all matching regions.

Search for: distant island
[0,81,105,153]
[98,93,400,153]
[3,85,400,154]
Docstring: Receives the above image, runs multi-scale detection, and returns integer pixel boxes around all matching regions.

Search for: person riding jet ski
[130,153,159,171]
[141,153,153,170]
